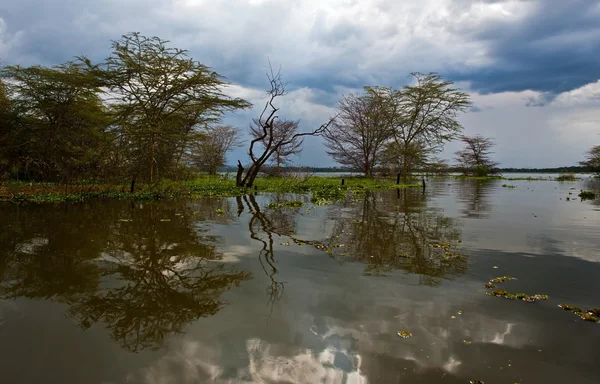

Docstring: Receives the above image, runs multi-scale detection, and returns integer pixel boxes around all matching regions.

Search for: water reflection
[458,179,494,219]
[0,201,250,351]
[326,190,465,285]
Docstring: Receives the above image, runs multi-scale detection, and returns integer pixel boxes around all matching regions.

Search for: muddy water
[0,177,599,383]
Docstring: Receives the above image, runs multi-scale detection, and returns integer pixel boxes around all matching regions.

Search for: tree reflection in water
[0,201,250,352]
[458,179,493,219]
[327,189,465,285]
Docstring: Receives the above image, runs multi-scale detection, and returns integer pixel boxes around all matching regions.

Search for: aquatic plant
[489,276,517,283]
[266,200,304,209]
[397,330,412,338]
[578,190,596,200]
[556,173,577,181]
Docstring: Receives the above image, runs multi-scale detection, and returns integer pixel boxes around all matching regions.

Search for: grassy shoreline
[0,176,423,204]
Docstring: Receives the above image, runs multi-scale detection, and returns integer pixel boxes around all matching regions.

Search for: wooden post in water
[396,173,400,185]
[422,177,426,193]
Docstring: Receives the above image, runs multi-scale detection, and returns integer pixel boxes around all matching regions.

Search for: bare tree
[322,87,392,177]
[190,125,242,175]
[250,118,302,176]
[454,135,498,176]
[236,64,335,187]
[388,73,471,182]
[580,145,600,177]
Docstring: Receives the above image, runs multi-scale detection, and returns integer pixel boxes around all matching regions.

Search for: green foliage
[0,63,112,182]
[81,32,250,183]
[1,176,421,204]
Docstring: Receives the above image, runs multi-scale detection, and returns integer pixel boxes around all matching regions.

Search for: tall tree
[190,125,242,175]
[236,65,335,187]
[1,63,111,182]
[249,118,303,176]
[81,32,250,183]
[322,87,392,177]
[388,73,471,182]
[580,145,600,177]
[454,135,498,176]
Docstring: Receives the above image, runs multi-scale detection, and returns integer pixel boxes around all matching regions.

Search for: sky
[1,0,599,168]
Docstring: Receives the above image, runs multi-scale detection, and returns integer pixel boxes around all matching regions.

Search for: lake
[1,176,599,384]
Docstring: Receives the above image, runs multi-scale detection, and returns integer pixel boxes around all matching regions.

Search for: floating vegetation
[578,313,600,323]
[558,304,600,323]
[397,330,412,338]
[118,219,132,222]
[489,276,517,283]
[469,381,484,384]
[463,340,472,345]
[485,276,548,303]
[215,209,224,215]
[279,241,290,246]
[502,184,516,188]
[587,308,600,317]
[159,218,171,222]
[578,191,597,200]
[266,200,304,209]
[558,304,582,312]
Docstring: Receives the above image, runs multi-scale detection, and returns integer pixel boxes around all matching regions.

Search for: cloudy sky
[1,0,599,168]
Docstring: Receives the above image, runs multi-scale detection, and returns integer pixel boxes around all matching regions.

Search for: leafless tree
[250,118,302,176]
[190,125,243,175]
[236,64,335,187]
[454,135,498,175]
[322,87,393,177]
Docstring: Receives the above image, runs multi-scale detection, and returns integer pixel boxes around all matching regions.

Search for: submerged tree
[82,32,250,184]
[236,65,335,187]
[190,125,243,175]
[322,87,392,177]
[454,135,498,176]
[250,118,303,176]
[580,145,600,177]
[388,73,471,182]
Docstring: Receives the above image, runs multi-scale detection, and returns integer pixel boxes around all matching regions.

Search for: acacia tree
[387,73,471,182]
[250,118,302,176]
[454,135,498,176]
[81,32,250,184]
[236,66,335,187]
[0,63,111,182]
[580,145,600,177]
[190,125,242,175]
[322,87,392,177]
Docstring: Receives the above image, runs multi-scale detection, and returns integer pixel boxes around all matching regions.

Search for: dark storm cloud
[448,0,600,94]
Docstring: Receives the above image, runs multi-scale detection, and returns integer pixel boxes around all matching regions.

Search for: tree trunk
[236,160,244,187]
[402,157,409,184]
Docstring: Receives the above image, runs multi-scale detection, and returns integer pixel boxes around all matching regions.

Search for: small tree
[388,73,471,182]
[454,135,498,176]
[322,87,392,177]
[250,118,302,176]
[580,145,600,177]
[236,65,335,187]
[190,125,242,175]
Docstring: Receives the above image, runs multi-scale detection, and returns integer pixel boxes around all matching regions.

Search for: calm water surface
[1,177,599,384]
